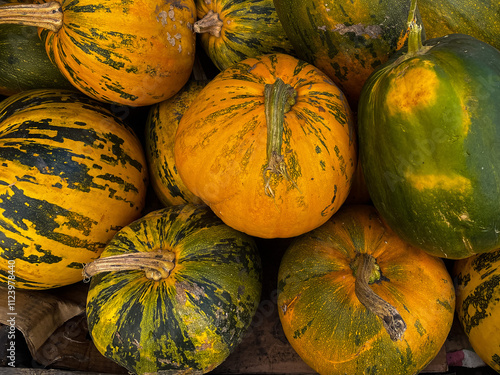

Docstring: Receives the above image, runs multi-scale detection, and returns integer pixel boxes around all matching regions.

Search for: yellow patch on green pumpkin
[386,61,439,115]
[406,173,471,192]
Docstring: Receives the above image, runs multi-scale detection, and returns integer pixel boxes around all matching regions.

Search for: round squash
[84,203,262,374]
[145,79,206,207]
[174,53,357,239]
[358,23,500,259]
[0,23,73,96]
[0,0,196,106]
[454,250,500,372]
[0,89,148,289]
[273,0,421,108]
[418,0,500,50]
[193,0,295,71]
[277,204,455,375]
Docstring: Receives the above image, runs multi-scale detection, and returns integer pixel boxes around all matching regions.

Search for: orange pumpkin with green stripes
[193,0,295,71]
[0,0,196,106]
[277,204,455,375]
[174,53,357,239]
[84,204,262,374]
[0,89,148,290]
[454,250,500,372]
[145,79,206,207]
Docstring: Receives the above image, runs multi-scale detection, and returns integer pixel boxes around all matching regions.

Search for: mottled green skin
[196,0,295,71]
[454,250,500,372]
[273,0,421,107]
[86,204,262,374]
[0,24,73,96]
[0,89,148,289]
[419,0,500,50]
[358,33,500,259]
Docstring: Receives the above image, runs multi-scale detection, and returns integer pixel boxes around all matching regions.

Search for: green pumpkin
[0,23,73,96]
[85,204,262,374]
[273,0,422,108]
[358,23,500,259]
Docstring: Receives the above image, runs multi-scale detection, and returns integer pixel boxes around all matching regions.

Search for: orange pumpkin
[174,53,357,239]
[278,204,455,374]
[0,0,196,106]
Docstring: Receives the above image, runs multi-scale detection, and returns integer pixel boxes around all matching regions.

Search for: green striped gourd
[0,89,148,289]
[145,79,206,206]
[84,204,262,374]
[193,0,295,71]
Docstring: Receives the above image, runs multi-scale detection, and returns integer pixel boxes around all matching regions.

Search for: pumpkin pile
[0,0,499,373]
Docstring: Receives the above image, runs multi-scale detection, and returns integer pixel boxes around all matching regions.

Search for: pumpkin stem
[193,10,223,37]
[352,252,407,341]
[407,19,423,55]
[263,77,298,197]
[83,251,176,282]
[0,1,62,32]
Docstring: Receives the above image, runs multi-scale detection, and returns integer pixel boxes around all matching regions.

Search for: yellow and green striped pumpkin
[0,89,148,290]
[454,250,500,372]
[174,53,357,239]
[278,204,456,375]
[0,0,197,106]
[193,0,295,71]
[85,203,262,374]
[145,79,206,207]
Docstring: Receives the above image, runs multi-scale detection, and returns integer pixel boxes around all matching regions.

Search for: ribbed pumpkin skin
[358,33,500,259]
[277,205,455,375]
[39,0,196,106]
[145,80,206,207]
[418,0,500,50]
[174,53,356,239]
[195,0,295,71]
[86,204,262,374]
[273,0,417,107]
[454,250,500,372]
[0,89,148,289]
[0,23,73,96]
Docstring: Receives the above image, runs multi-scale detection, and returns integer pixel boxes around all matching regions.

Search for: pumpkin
[418,0,500,50]
[193,0,295,71]
[357,20,500,259]
[277,204,455,375]
[273,0,421,108]
[0,0,196,106]
[454,250,500,372]
[0,22,73,96]
[174,53,357,239]
[145,79,206,207]
[0,89,148,290]
[84,203,262,374]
